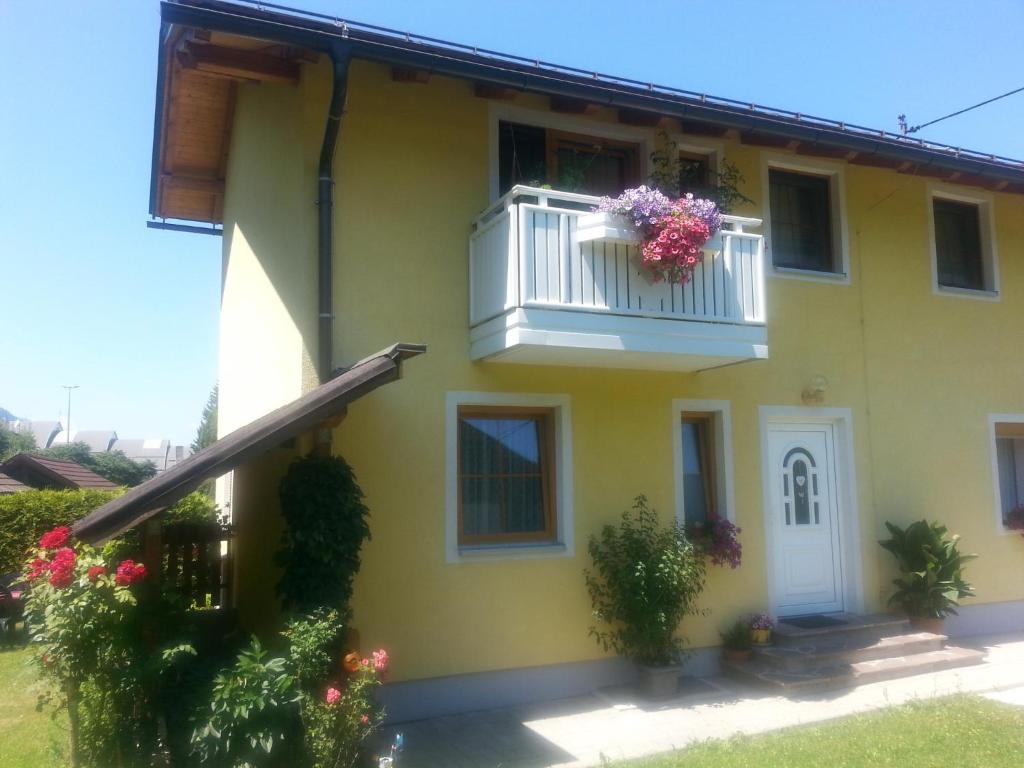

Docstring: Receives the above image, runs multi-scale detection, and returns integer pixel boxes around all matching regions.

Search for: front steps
[722,613,986,693]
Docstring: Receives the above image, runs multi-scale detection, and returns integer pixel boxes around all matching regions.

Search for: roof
[13,420,63,450]
[72,430,118,453]
[0,472,29,495]
[151,0,1024,224]
[73,343,425,543]
[1,454,120,491]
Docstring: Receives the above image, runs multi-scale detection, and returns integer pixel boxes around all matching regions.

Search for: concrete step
[773,613,910,647]
[723,645,987,694]
[754,631,946,671]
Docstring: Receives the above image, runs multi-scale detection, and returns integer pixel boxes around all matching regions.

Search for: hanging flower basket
[588,187,723,285]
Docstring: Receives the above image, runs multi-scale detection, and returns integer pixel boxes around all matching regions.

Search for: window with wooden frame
[933,197,987,291]
[498,121,640,197]
[457,406,556,545]
[994,421,1024,525]
[681,413,717,525]
[768,168,837,273]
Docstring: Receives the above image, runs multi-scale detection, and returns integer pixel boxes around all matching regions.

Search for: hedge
[0,488,122,575]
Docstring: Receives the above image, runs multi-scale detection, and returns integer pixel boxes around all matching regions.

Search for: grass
[0,643,67,768]
[623,694,1024,768]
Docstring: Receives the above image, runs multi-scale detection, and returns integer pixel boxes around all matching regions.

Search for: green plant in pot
[720,618,753,663]
[585,495,707,699]
[879,519,976,633]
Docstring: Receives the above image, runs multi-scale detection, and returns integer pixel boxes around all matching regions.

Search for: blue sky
[1,0,1022,446]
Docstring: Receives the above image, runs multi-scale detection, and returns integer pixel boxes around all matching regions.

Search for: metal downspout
[317,46,352,385]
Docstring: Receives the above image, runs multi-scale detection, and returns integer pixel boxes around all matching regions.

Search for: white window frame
[672,399,735,526]
[988,414,1024,534]
[762,155,851,284]
[927,183,1000,301]
[445,391,574,562]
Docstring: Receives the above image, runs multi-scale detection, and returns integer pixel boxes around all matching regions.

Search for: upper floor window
[768,168,838,274]
[930,190,997,297]
[498,120,640,197]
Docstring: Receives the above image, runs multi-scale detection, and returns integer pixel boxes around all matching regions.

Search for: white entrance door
[766,423,844,616]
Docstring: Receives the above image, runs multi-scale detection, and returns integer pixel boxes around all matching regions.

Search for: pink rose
[326,687,341,705]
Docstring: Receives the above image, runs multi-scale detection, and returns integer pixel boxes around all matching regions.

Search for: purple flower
[679,194,722,236]
[595,186,674,234]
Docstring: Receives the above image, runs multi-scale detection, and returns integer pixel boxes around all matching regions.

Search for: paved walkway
[385,634,1024,768]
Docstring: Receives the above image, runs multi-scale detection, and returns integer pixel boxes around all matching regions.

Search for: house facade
[151,0,1024,720]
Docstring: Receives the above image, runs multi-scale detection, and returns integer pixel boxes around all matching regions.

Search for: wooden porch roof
[73,343,425,544]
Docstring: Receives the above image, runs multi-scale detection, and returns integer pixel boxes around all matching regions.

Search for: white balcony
[469,186,768,372]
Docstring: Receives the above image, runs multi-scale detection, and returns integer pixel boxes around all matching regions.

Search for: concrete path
[385,634,1024,768]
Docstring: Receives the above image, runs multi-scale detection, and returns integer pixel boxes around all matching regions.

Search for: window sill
[770,265,849,285]
[453,541,568,562]
[935,284,999,302]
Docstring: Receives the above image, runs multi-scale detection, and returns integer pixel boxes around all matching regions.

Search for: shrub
[879,519,976,619]
[23,527,194,768]
[585,495,707,667]
[275,455,370,614]
[0,489,120,574]
[720,618,753,651]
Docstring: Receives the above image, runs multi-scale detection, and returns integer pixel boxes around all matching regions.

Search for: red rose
[27,558,49,581]
[87,566,106,583]
[39,527,71,550]
[115,560,146,586]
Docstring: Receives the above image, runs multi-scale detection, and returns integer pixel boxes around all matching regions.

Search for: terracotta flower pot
[722,648,752,664]
[909,616,946,635]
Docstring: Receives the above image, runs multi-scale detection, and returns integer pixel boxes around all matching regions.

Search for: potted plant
[879,519,976,633]
[585,495,707,699]
[720,619,753,663]
[579,187,723,285]
[749,613,774,645]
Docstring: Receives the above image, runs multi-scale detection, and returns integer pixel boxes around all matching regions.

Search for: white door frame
[759,406,865,616]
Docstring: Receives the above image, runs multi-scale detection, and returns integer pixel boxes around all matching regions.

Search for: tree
[191,386,218,454]
[0,422,36,462]
[37,442,157,487]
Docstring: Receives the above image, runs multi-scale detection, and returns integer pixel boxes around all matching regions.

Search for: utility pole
[62,385,79,444]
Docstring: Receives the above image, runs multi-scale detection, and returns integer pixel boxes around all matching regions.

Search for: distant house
[10,420,64,450]
[72,431,118,453]
[0,472,29,495]
[1,454,119,491]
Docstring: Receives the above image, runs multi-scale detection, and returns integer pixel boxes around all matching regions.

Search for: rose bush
[24,526,193,768]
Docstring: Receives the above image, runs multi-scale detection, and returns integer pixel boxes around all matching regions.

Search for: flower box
[576,212,640,245]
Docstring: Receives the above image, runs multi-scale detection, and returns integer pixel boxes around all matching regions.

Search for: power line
[900,85,1024,135]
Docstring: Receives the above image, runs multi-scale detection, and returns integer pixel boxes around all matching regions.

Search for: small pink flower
[360,714,370,725]
[372,649,389,674]
[326,687,341,705]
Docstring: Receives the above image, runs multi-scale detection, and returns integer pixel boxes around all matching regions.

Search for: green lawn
[0,644,67,768]
[624,694,1024,768]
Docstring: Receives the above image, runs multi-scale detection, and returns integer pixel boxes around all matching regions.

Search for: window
[992,420,1024,526]
[678,150,713,197]
[674,401,734,527]
[457,406,555,545]
[768,168,837,273]
[498,120,640,196]
[930,192,996,295]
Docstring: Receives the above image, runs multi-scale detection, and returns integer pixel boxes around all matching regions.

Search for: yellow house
[140,0,1024,720]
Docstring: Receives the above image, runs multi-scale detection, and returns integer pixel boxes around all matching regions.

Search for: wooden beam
[550,96,602,115]
[739,131,793,149]
[392,67,430,84]
[678,119,728,137]
[617,108,666,127]
[897,163,950,180]
[162,173,225,195]
[847,152,905,170]
[474,82,518,100]
[794,143,853,160]
[178,42,300,85]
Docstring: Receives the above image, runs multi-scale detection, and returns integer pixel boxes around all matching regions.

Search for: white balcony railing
[469,186,768,371]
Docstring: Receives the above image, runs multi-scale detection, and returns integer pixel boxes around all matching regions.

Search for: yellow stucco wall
[221,58,1024,682]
